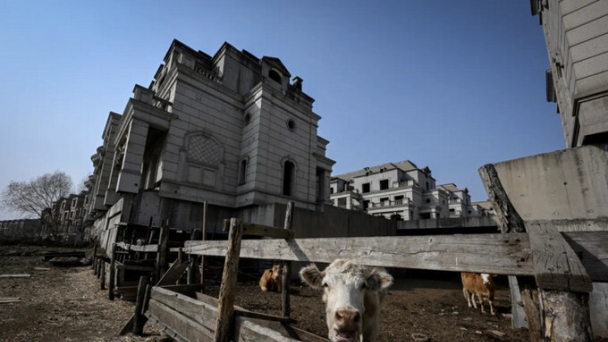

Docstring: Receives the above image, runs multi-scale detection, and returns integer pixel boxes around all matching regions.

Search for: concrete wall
[398,216,497,231]
[491,145,608,220]
[488,144,608,337]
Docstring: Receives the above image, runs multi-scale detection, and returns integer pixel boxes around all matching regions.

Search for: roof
[261,56,291,77]
[334,160,419,181]
[472,200,494,210]
[437,183,459,192]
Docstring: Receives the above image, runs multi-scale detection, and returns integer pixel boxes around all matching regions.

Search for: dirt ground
[0,244,592,342]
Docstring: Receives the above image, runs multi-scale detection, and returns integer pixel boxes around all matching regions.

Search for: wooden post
[95,258,100,277]
[213,218,243,342]
[100,261,106,290]
[132,275,150,335]
[282,201,294,318]
[91,243,97,271]
[200,201,208,288]
[108,243,116,300]
[156,220,169,282]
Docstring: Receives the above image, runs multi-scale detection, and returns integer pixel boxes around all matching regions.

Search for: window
[337,198,347,208]
[238,159,247,185]
[379,179,389,190]
[330,188,334,194]
[363,200,370,210]
[420,213,431,219]
[362,183,370,193]
[286,119,296,131]
[394,195,404,205]
[269,69,281,83]
[380,197,389,207]
[282,161,295,196]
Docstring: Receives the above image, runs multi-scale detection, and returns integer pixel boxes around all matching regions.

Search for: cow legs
[463,289,476,308]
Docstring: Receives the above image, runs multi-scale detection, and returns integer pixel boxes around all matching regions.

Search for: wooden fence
[131,211,608,341]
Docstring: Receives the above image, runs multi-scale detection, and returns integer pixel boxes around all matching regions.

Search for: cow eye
[360,283,367,290]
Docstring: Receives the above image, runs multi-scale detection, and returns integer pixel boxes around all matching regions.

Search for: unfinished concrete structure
[537,0,608,147]
[330,161,491,221]
[85,40,337,247]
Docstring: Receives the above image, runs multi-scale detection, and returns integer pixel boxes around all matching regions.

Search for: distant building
[44,192,87,235]
[85,40,335,241]
[329,161,491,220]
[535,0,608,147]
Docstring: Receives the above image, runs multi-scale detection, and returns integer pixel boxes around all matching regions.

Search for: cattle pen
[125,206,607,341]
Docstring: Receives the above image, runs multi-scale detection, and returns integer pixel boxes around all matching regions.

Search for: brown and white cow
[299,259,393,342]
[461,272,496,315]
[259,264,283,292]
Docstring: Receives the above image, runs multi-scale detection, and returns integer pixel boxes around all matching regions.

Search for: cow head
[271,264,283,281]
[299,259,393,342]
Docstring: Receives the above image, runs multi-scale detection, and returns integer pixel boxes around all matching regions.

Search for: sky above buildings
[0,1,564,220]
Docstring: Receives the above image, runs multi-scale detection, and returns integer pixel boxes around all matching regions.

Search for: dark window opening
[287,119,296,131]
[363,200,370,210]
[420,213,431,219]
[282,161,295,196]
[379,179,389,190]
[269,69,281,83]
[362,183,370,193]
[238,159,247,185]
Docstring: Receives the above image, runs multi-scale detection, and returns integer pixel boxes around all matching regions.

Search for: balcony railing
[368,198,414,209]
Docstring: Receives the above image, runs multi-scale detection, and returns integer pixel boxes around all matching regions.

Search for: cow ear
[299,264,324,289]
[367,268,394,291]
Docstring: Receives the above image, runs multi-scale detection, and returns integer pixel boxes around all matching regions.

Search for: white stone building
[330,161,490,220]
[85,40,335,238]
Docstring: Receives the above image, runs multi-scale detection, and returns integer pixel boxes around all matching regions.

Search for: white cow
[299,259,393,342]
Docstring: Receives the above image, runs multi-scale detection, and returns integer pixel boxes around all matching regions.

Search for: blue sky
[0,1,564,220]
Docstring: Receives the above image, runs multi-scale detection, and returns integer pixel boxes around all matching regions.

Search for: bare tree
[1,171,73,219]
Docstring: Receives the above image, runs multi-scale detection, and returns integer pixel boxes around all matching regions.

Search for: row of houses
[330,161,493,221]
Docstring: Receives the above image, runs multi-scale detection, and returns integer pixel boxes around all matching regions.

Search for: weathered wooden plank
[147,299,214,342]
[115,241,159,253]
[160,283,204,295]
[109,244,117,300]
[527,221,593,292]
[214,218,243,342]
[184,233,532,276]
[0,298,21,304]
[151,287,218,329]
[563,231,608,282]
[233,316,329,342]
[0,274,30,278]
[157,259,190,286]
[133,276,150,335]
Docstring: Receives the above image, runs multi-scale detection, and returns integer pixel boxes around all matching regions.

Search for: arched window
[269,69,282,83]
[282,160,295,196]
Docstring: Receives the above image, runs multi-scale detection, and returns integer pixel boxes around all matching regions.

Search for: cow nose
[335,309,360,324]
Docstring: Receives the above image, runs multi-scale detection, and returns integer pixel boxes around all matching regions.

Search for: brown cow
[461,272,496,315]
[259,264,283,292]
